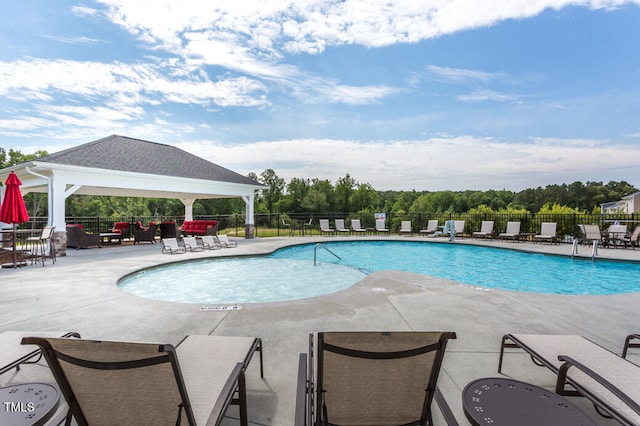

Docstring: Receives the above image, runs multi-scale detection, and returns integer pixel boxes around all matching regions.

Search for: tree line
[1,148,637,219]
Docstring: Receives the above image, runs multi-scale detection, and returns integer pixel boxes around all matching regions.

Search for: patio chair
[183,236,205,252]
[453,220,465,238]
[319,219,335,236]
[161,237,186,254]
[134,223,158,244]
[26,225,56,266]
[621,227,640,249]
[471,221,494,239]
[399,220,412,236]
[217,234,237,248]
[580,224,603,246]
[607,224,629,248]
[0,331,80,377]
[498,333,640,425]
[22,335,263,426]
[533,222,558,244]
[66,225,101,249]
[498,221,521,241]
[296,331,458,426]
[334,219,350,235]
[201,235,222,250]
[350,219,367,235]
[375,219,389,235]
[419,220,439,236]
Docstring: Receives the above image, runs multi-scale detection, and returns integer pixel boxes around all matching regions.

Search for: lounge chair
[419,220,439,236]
[161,237,186,254]
[350,219,367,235]
[295,331,458,426]
[0,331,80,376]
[453,220,465,238]
[201,235,222,250]
[319,219,335,236]
[375,219,389,235]
[217,234,237,248]
[622,227,640,249]
[334,219,350,235]
[22,335,263,426]
[183,236,205,252]
[399,220,412,236]
[498,221,521,241]
[498,333,640,425]
[581,224,604,246]
[471,221,493,239]
[533,222,558,244]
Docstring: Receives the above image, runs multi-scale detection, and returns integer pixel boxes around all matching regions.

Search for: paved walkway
[1,235,638,425]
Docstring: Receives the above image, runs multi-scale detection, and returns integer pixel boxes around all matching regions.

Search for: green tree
[334,174,356,212]
[259,169,285,214]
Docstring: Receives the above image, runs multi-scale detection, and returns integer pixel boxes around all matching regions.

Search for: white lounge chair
[201,235,221,250]
[350,219,367,235]
[375,219,389,235]
[533,222,558,244]
[319,219,335,236]
[161,238,186,254]
[454,220,465,238]
[419,220,439,236]
[217,234,237,248]
[334,219,350,235]
[399,220,412,236]
[183,236,204,252]
[472,221,494,239]
[498,221,521,241]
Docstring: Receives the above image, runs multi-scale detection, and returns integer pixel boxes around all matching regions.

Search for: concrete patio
[1,235,639,425]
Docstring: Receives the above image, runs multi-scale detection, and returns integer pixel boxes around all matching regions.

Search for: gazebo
[0,135,265,252]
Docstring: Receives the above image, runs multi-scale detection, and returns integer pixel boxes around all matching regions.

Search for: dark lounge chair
[66,225,101,249]
[296,331,458,426]
[22,334,264,426]
[134,223,158,244]
[498,333,640,425]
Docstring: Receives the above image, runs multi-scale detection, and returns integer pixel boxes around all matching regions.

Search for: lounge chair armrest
[557,355,640,416]
[434,386,459,426]
[208,362,245,426]
[622,334,640,358]
[295,353,308,426]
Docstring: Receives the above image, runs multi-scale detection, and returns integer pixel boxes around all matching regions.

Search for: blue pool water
[118,241,640,304]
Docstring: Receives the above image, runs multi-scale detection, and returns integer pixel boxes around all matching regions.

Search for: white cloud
[177,136,640,191]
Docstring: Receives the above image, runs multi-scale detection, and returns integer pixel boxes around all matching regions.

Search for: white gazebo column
[242,194,255,239]
[50,179,68,256]
[181,197,195,221]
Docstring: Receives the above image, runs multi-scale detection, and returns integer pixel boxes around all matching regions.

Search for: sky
[1,1,639,191]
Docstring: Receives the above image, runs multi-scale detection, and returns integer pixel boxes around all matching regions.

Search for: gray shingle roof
[37,135,262,186]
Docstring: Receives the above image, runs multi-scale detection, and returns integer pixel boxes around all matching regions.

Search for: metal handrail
[314,243,341,266]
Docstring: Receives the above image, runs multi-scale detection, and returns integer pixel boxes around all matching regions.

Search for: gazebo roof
[0,134,265,200]
[37,134,259,186]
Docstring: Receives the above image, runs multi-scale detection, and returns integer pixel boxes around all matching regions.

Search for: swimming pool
[118,241,640,304]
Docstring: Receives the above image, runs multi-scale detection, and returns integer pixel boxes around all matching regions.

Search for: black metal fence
[12,212,640,241]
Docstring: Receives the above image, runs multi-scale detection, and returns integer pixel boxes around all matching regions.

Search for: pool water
[118,241,640,304]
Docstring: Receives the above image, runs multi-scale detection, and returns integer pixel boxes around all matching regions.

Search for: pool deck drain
[1,235,637,425]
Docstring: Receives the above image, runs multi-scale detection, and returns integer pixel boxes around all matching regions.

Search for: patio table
[462,377,596,426]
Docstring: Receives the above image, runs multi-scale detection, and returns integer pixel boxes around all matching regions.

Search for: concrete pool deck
[1,235,639,425]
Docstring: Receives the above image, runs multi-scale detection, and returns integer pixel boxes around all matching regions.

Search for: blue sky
[1,1,639,191]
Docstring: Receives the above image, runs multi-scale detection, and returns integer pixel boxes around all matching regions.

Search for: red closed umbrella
[0,172,30,267]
